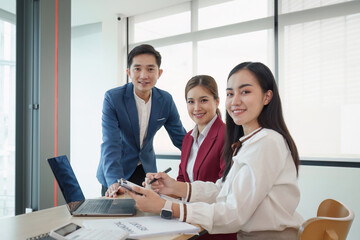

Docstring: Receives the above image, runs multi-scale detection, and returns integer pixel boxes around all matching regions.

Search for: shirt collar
[191,114,218,139]
[239,127,263,142]
[133,88,152,104]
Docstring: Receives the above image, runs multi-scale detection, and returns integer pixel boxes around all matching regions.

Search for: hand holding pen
[149,167,172,184]
[146,168,176,195]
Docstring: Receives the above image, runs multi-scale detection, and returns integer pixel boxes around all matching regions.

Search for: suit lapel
[182,133,194,182]
[125,83,140,149]
[192,117,221,180]
[144,88,163,146]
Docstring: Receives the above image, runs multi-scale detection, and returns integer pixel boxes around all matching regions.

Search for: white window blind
[279,1,360,160]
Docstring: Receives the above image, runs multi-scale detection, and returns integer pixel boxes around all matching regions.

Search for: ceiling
[0,0,190,26]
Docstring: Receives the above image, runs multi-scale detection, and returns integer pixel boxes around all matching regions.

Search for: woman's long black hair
[222,62,299,182]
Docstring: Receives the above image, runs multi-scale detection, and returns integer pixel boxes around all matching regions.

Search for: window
[280,0,354,14]
[129,0,275,157]
[278,1,360,160]
[198,0,272,30]
[197,30,274,112]
[130,0,360,162]
[154,42,193,154]
[130,3,191,43]
[0,16,16,217]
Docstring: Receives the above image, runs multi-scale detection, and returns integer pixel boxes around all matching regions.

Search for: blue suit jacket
[97,83,186,187]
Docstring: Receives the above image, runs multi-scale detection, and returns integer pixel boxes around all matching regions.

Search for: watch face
[161,210,172,219]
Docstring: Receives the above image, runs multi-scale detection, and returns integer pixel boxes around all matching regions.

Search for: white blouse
[186,115,218,182]
[179,128,303,234]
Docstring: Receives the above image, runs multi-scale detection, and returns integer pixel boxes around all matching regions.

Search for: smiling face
[127,53,163,102]
[226,69,272,135]
[186,85,219,133]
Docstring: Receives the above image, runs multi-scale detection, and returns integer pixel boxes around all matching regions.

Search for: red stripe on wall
[54,0,59,207]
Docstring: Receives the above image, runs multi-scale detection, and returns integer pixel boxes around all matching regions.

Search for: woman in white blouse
[128,62,303,239]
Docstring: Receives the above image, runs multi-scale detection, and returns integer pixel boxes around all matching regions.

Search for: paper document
[83,216,200,238]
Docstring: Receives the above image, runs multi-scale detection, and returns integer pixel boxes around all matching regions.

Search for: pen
[149,167,172,184]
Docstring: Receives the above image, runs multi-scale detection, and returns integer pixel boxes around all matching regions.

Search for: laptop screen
[48,155,85,210]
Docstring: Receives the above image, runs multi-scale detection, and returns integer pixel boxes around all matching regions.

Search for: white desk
[0,204,204,240]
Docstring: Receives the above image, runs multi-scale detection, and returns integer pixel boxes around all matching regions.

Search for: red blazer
[177,115,226,183]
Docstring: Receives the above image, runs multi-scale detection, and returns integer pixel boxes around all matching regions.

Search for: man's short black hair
[127,44,162,68]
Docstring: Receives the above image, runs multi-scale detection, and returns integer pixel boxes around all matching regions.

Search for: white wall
[297,166,360,240]
[70,15,127,198]
[71,22,104,198]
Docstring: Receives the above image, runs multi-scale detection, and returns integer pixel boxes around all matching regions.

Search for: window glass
[198,0,272,30]
[0,18,16,217]
[280,0,353,14]
[280,13,360,159]
[153,42,193,154]
[198,30,274,118]
[132,7,190,43]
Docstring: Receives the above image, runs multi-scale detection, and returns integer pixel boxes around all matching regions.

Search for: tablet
[118,178,143,195]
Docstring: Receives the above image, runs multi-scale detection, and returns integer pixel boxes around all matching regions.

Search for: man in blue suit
[97,44,186,197]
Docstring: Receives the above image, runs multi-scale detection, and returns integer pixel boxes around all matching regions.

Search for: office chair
[297,199,354,240]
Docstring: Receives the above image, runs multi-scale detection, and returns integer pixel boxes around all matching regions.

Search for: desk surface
[0,199,204,240]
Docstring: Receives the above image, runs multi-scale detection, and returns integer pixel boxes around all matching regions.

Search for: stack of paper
[83,216,200,238]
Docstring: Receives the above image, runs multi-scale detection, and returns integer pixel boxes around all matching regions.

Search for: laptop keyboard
[78,199,112,214]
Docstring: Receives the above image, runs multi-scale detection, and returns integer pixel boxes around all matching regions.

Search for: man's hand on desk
[105,182,125,198]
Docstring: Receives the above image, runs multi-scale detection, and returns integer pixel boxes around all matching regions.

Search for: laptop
[47,155,136,216]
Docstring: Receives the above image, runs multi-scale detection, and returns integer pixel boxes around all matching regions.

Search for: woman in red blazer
[177,75,236,240]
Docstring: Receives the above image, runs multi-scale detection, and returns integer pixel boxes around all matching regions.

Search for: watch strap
[161,200,173,219]
[163,200,172,211]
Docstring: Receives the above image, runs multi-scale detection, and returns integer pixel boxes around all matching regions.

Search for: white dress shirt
[134,90,152,149]
[179,128,303,235]
[186,115,218,182]
[134,90,152,165]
